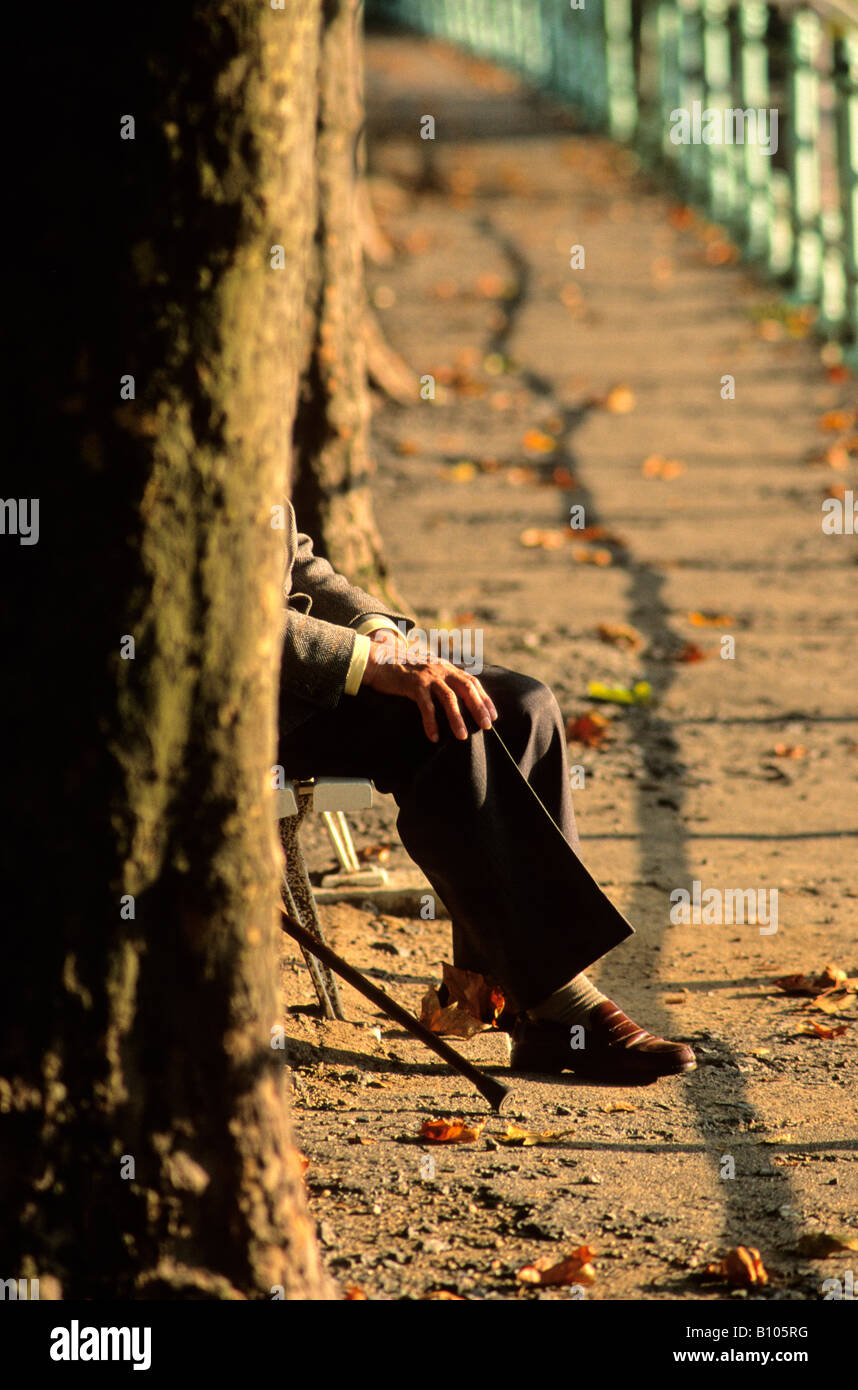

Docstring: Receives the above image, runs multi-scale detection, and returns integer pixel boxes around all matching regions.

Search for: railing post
[834,28,858,343]
[658,1,683,167]
[788,7,824,304]
[605,0,639,142]
[737,1,774,261]
[677,0,708,201]
[702,0,735,222]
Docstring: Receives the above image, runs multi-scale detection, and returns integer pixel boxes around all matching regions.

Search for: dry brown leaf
[601,1102,636,1113]
[443,461,477,483]
[676,641,709,663]
[343,1285,369,1300]
[688,610,734,627]
[596,622,643,651]
[819,410,855,432]
[420,964,505,1038]
[576,524,626,546]
[603,386,635,414]
[663,993,689,1004]
[773,963,848,997]
[396,439,420,456]
[356,842,394,863]
[419,1117,486,1145]
[298,1152,309,1173]
[795,1021,849,1039]
[810,985,858,1015]
[422,1290,466,1300]
[419,988,486,1039]
[705,1247,768,1286]
[522,428,557,453]
[442,963,505,1025]
[520,527,567,550]
[642,454,685,479]
[772,744,806,759]
[517,1246,597,1287]
[548,465,579,489]
[506,465,538,486]
[565,712,613,748]
[571,545,612,566]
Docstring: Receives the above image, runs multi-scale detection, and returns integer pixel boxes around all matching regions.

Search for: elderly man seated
[279,503,695,1082]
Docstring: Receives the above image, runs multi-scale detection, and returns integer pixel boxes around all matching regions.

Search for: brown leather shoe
[510,1000,696,1081]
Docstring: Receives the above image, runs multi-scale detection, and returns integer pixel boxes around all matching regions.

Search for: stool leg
[322,811,353,874]
[279,808,345,1021]
[335,811,361,873]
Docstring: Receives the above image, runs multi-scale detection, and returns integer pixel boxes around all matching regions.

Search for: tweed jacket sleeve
[281,501,413,712]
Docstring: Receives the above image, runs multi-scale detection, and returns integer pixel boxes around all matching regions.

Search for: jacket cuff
[344,632,372,695]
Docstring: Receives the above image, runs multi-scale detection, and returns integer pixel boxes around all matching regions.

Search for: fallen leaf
[506,465,538,486]
[642,454,686,479]
[422,1290,466,1300]
[356,842,394,863]
[758,1133,793,1145]
[571,545,612,566]
[343,1285,369,1300]
[517,1246,597,1287]
[396,439,420,456]
[809,985,858,1015]
[419,964,505,1038]
[441,962,505,1024]
[795,1021,849,1039]
[442,461,477,483]
[819,410,855,432]
[688,610,734,627]
[522,428,556,453]
[474,271,509,298]
[676,641,709,663]
[576,524,626,546]
[795,1232,858,1258]
[496,1123,574,1147]
[663,993,689,1005]
[419,1117,486,1145]
[565,712,613,747]
[546,466,579,489]
[603,386,635,414]
[298,1152,309,1173]
[596,622,643,651]
[601,1102,636,1113]
[705,1247,768,1286]
[587,680,652,705]
[772,744,806,759]
[773,963,848,997]
[825,365,851,384]
[520,527,567,549]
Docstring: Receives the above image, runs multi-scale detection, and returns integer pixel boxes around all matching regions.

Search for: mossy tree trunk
[291,0,401,601]
[1,2,332,1300]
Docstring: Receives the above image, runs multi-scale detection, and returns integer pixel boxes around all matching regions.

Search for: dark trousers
[278,665,633,1012]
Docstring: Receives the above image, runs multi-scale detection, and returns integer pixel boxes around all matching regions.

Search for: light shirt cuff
[353,614,404,638]
[344,632,372,696]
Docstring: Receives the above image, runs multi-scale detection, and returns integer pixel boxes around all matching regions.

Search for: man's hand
[361,630,497,742]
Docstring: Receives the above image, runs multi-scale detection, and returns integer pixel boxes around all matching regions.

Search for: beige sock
[528,973,608,1027]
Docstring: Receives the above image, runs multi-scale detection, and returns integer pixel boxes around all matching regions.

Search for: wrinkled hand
[361,630,497,742]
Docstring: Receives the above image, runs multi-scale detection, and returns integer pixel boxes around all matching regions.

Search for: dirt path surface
[283,35,858,1301]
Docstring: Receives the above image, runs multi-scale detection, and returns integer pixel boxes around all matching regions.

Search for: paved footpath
[287,34,858,1301]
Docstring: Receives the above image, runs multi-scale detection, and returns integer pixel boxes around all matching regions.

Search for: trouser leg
[278,665,633,1012]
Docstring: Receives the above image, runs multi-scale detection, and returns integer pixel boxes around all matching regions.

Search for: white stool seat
[274,777,374,818]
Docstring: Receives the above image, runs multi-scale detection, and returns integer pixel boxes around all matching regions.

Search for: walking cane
[279,904,513,1113]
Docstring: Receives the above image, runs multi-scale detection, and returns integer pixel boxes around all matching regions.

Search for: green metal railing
[366,0,858,345]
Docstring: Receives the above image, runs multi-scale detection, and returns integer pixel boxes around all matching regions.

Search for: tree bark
[1,1,332,1300]
[291,0,402,602]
